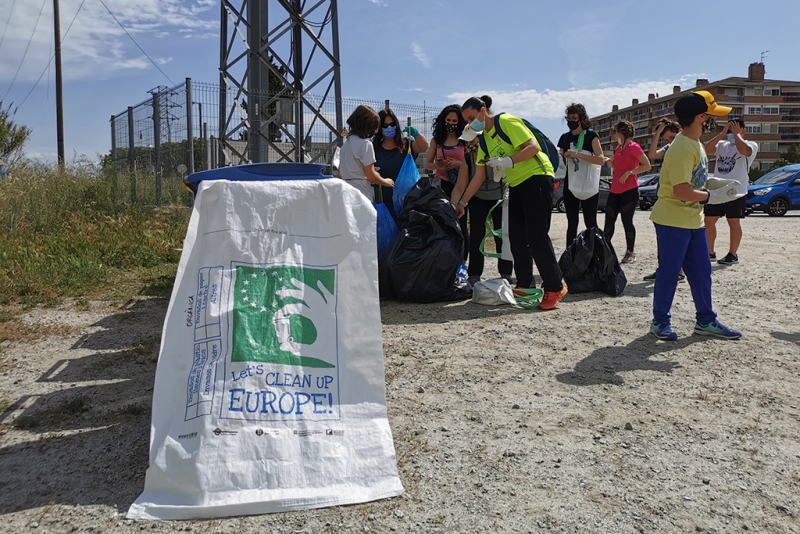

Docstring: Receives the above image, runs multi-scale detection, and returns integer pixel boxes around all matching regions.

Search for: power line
[96,0,175,86]
[0,0,18,51]
[15,0,85,112]
[2,0,48,101]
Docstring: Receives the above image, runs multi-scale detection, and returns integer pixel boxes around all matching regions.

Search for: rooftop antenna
[760,50,769,63]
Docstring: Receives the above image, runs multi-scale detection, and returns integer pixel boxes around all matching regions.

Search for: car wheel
[556,198,566,213]
[768,197,789,217]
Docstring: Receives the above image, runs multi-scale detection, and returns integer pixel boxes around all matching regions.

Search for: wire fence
[110,79,436,204]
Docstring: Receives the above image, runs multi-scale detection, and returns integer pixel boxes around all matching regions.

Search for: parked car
[637,174,660,210]
[553,176,566,212]
[553,177,612,212]
[747,164,800,217]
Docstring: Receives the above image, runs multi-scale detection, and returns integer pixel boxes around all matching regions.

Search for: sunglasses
[383,122,397,128]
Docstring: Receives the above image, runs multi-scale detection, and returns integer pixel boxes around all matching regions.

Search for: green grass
[0,164,191,302]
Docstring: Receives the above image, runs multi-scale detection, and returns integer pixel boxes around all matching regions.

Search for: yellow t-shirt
[650,133,708,230]
[476,114,554,187]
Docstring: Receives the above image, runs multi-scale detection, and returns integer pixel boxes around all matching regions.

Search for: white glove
[705,177,740,190]
[705,184,745,205]
[492,167,505,182]
[488,156,514,172]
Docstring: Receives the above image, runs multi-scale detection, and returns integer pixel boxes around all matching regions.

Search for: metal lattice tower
[219,0,343,165]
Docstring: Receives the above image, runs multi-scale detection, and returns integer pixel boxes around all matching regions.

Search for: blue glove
[404,126,419,139]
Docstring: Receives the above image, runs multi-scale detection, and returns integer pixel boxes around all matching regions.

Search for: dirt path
[1,213,799,534]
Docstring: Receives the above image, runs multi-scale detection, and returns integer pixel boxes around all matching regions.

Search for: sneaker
[693,320,742,340]
[709,252,717,261]
[650,321,678,341]
[538,287,568,310]
[717,253,738,265]
[467,275,481,285]
[677,273,686,283]
[643,271,657,281]
[621,251,636,264]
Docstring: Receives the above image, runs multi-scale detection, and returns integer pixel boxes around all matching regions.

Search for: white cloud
[412,42,431,69]
[367,0,389,5]
[0,0,218,86]
[448,75,702,120]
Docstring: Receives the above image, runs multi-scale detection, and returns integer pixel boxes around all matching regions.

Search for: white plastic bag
[567,142,601,200]
[471,279,516,306]
[128,173,403,520]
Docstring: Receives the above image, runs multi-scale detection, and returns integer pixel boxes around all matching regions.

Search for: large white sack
[127,174,403,520]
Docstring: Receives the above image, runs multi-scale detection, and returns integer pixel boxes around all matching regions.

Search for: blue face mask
[726,134,735,143]
[382,126,397,139]
[469,113,485,133]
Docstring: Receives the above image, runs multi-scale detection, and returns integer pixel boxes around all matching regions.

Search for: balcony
[727,96,745,102]
[781,134,800,140]
[634,128,648,137]
[632,113,648,122]
[655,109,666,116]
[782,115,800,122]
[783,96,800,103]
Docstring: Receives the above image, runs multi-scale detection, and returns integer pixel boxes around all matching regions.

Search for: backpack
[478,112,559,174]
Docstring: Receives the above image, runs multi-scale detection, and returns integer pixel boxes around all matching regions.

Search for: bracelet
[700,190,710,205]
[458,200,468,207]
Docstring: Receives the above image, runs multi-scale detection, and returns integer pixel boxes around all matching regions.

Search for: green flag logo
[231,265,336,368]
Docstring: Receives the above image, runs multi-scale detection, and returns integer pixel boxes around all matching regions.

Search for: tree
[771,158,791,170]
[0,102,32,166]
[785,143,800,164]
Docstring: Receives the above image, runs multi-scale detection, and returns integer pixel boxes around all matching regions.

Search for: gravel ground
[1,211,799,534]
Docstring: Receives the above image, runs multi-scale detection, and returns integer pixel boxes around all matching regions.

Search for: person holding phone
[703,118,758,265]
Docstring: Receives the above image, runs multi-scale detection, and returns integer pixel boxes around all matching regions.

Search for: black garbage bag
[379,180,471,302]
[558,227,627,296]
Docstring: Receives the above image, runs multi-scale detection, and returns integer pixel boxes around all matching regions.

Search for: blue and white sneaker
[694,320,742,340]
[650,322,678,341]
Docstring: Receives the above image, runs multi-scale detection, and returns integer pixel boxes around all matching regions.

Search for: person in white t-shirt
[703,118,758,265]
[338,105,394,200]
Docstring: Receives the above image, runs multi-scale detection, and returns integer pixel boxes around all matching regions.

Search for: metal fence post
[110,114,118,199]
[127,106,136,203]
[152,92,162,206]
[186,78,195,175]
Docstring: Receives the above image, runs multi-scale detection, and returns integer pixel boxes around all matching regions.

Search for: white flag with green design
[128,176,403,520]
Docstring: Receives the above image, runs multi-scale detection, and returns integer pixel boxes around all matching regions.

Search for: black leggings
[563,180,599,248]
[603,187,639,253]
[467,196,513,278]
[441,179,469,261]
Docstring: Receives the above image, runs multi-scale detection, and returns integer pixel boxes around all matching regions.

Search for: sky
[1,0,799,163]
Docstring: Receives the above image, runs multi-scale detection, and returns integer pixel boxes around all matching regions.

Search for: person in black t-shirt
[556,103,607,249]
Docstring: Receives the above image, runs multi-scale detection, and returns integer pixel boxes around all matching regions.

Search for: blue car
[747,164,800,217]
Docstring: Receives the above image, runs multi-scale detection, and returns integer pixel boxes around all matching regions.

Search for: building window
[763,123,779,134]
[763,106,779,115]
[760,142,778,152]
[745,86,764,96]
[746,125,762,134]
[760,161,773,170]
[764,87,780,96]
[747,106,762,115]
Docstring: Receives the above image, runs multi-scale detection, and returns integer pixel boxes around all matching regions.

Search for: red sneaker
[538,287,567,310]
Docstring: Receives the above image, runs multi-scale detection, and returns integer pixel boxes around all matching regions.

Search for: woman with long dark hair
[557,103,606,248]
[459,95,566,310]
[604,120,651,264]
[426,104,468,255]
[372,107,428,220]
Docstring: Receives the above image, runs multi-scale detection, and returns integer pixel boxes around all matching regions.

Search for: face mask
[381,126,397,139]
[567,120,580,131]
[727,134,735,143]
[444,123,458,133]
[469,112,485,133]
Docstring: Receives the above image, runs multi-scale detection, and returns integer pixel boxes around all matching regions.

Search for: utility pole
[53,0,65,166]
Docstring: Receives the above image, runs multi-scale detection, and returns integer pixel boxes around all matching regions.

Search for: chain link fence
[110,79,436,204]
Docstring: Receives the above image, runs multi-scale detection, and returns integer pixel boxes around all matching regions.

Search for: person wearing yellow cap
[648,90,745,341]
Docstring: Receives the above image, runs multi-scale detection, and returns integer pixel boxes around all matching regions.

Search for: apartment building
[589,63,800,173]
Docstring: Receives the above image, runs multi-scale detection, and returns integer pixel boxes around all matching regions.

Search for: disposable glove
[404,126,419,139]
[488,156,514,172]
[705,184,745,205]
[705,177,740,190]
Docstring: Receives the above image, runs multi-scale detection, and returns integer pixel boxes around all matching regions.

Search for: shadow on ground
[555,334,708,386]
[0,298,168,514]
[771,331,800,346]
